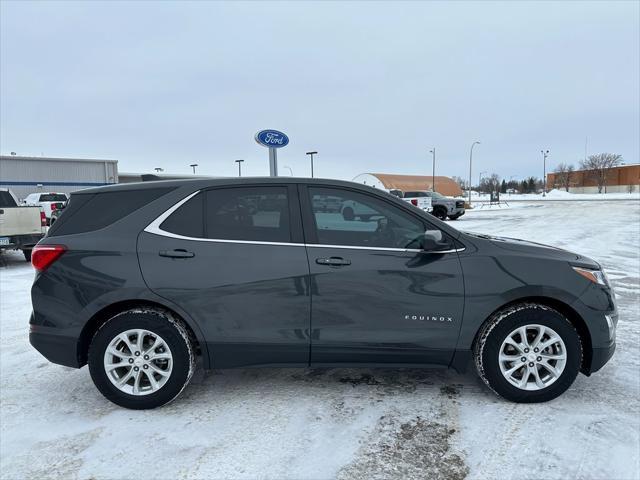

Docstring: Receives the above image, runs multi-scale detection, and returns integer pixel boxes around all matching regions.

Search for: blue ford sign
[255,130,289,149]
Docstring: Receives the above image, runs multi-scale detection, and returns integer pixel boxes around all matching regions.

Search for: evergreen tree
[500,179,507,193]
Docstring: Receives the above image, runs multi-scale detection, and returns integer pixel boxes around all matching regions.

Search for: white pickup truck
[0,189,46,261]
[23,192,68,225]
[388,189,433,213]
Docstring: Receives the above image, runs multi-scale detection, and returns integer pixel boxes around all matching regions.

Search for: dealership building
[0,155,119,201]
[546,163,640,194]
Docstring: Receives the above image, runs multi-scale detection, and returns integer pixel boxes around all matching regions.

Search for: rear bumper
[29,323,80,368]
[0,233,43,250]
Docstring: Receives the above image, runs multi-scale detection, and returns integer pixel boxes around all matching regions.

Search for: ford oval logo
[255,129,289,149]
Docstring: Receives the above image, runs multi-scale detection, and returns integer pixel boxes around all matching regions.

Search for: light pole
[541,149,550,196]
[189,163,198,174]
[154,167,164,173]
[468,141,480,205]
[235,159,244,177]
[283,165,293,176]
[306,151,317,178]
[429,148,436,191]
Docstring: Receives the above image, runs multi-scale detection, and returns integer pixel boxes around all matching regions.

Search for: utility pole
[541,149,550,196]
[189,163,198,174]
[235,159,244,177]
[306,151,317,178]
[429,148,436,191]
[468,141,480,205]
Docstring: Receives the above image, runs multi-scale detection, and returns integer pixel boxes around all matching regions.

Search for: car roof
[75,177,382,195]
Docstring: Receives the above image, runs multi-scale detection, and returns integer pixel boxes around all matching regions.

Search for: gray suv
[29,178,616,409]
[404,190,465,220]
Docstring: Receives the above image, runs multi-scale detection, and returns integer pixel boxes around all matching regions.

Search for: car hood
[464,232,600,268]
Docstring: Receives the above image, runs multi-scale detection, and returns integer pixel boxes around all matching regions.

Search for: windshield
[428,192,446,199]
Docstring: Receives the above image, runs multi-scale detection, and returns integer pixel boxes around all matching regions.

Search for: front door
[302,185,465,366]
[138,184,311,368]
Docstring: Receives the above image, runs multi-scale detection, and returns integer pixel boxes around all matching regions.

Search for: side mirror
[421,229,447,251]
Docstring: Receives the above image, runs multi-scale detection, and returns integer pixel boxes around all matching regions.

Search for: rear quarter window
[48,187,174,236]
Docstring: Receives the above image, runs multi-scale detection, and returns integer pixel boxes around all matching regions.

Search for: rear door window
[206,187,291,242]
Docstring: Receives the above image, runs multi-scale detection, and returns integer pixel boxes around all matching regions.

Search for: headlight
[573,266,609,286]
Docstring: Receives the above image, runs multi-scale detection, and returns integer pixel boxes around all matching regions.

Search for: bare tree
[554,163,575,192]
[579,153,622,193]
[479,173,500,193]
[451,176,467,190]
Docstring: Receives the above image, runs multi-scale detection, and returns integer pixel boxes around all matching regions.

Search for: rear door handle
[159,249,195,259]
[316,257,351,266]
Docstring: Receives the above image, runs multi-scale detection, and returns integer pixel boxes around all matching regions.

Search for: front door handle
[316,257,351,266]
[159,249,195,259]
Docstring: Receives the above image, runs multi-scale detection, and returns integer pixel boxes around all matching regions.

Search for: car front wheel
[88,308,196,409]
[474,303,582,403]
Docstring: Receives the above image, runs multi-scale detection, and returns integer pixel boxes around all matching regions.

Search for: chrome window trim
[144,190,465,254]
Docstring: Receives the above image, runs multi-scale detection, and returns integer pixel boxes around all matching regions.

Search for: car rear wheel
[474,303,582,403]
[88,308,195,409]
[23,249,32,262]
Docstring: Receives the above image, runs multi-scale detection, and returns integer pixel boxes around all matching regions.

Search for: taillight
[51,203,57,211]
[40,211,46,226]
[31,245,66,271]
[411,199,418,206]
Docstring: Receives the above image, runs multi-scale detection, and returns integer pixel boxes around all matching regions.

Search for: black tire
[448,214,460,220]
[88,308,196,409]
[432,207,447,221]
[23,249,32,262]
[473,303,582,403]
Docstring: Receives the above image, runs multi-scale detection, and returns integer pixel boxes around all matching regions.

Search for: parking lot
[1,200,638,480]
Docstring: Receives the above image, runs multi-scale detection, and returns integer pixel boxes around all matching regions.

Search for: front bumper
[589,342,616,374]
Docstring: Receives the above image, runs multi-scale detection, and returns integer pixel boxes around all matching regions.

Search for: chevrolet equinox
[29,178,617,409]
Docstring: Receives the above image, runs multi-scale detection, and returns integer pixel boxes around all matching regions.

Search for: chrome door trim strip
[144,190,465,254]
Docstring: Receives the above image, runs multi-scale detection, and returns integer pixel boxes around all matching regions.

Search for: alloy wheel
[498,324,567,391]
[103,329,173,396]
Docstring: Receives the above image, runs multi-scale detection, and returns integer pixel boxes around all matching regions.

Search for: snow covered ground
[468,189,640,202]
[1,200,638,480]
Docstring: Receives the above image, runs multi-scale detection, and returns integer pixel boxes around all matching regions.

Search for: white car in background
[23,192,68,225]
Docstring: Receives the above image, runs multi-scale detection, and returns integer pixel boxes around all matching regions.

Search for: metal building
[0,155,118,201]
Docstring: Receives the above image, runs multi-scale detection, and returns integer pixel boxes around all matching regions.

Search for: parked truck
[0,189,46,261]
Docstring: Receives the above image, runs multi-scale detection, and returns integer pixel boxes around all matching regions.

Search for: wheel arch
[77,299,210,369]
[472,296,593,374]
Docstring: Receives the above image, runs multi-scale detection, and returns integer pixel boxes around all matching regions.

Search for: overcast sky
[1,1,638,183]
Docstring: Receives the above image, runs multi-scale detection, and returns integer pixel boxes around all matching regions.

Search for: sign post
[255,130,289,177]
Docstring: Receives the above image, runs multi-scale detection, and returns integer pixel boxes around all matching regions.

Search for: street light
[468,141,481,205]
[154,167,164,173]
[235,159,244,177]
[283,165,294,176]
[429,148,436,192]
[541,149,550,196]
[306,151,318,178]
[189,163,198,174]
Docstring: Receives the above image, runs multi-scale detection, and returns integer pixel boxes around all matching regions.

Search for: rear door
[301,185,465,366]
[137,184,312,368]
